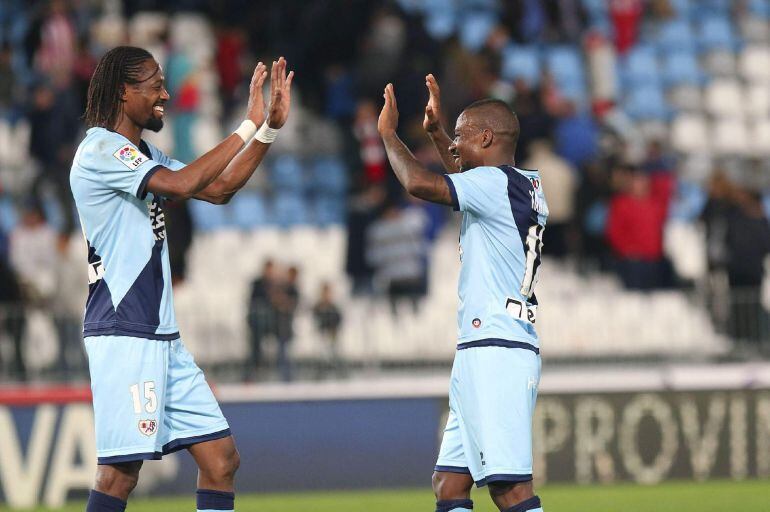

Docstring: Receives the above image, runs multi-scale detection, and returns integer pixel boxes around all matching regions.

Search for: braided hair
[84,46,155,129]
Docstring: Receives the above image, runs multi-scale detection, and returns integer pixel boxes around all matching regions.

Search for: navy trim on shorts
[98,451,162,465]
[83,325,180,340]
[457,338,539,354]
[475,473,533,487]
[162,428,231,454]
[434,465,472,474]
[443,174,460,211]
[137,164,164,200]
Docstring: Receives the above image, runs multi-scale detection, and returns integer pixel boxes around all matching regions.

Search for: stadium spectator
[724,188,770,345]
[524,139,576,258]
[246,259,278,381]
[366,201,429,315]
[274,265,300,382]
[610,0,644,54]
[9,202,58,305]
[0,255,26,381]
[27,79,80,234]
[312,281,344,378]
[214,24,247,121]
[354,99,388,184]
[703,175,770,346]
[605,166,672,289]
[51,234,87,380]
[345,182,386,295]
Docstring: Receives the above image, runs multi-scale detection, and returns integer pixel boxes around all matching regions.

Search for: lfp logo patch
[113,144,148,170]
[138,419,158,436]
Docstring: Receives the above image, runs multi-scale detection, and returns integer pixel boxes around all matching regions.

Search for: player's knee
[204,449,240,483]
[487,480,534,504]
[432,471,471,500]
[94,463,141,497]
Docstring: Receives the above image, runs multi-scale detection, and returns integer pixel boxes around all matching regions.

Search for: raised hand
[266,57,294,129]
[378,83,399,136]
[423,74,443,133]
[245,62,268,126]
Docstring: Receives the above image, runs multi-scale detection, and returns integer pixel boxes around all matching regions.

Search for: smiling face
[122,58,169,132]
[449,111,485,172]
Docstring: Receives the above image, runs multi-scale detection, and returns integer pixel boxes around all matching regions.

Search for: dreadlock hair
[84,46,155,129]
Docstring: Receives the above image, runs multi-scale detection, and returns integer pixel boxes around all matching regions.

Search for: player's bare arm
[195,57,294,204]
[147,59,292,202]
[378,83,453,206]
[423,74,460,174]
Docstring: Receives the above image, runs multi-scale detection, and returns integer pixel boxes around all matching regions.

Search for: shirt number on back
[520,224,544,298]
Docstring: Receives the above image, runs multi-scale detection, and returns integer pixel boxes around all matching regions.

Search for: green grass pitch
[2,480,768,512]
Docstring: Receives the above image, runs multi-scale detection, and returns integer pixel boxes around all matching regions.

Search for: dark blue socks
[503,495,543,512]
[196,488,235,511]
[436,498,474,512]
[86,490,126,512]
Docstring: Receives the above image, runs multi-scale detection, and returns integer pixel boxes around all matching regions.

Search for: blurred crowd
[1,0,770,381]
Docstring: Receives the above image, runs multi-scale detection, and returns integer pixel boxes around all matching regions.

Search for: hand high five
[245,62,268,127]
[423,74,443,133]
[378,83,399,136]
[266,57,294,129]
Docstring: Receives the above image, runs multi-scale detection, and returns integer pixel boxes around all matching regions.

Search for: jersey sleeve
[147,142,186,172]
[77,134,165,200]
[444,167,502,217]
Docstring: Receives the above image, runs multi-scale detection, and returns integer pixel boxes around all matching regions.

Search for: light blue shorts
[85,336,230,464]
[435,345,541,486]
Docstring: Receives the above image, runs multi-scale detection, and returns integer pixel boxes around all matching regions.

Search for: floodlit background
[1,0,770,510]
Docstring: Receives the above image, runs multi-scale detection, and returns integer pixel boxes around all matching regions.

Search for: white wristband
[233,119,257,143]
[255,122,279,144]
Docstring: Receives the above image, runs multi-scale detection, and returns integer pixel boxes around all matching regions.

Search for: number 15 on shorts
[129,381,158,414]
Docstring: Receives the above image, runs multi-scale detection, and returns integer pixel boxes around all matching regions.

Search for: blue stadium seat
[189,199,229,231]
[230,191,268,229]
[698,16,738,52]
[581,0,608,17]
[0,196,18,233]
[310,156,347,195]
[545,46,584,84]
[501,44,540,86]
[424,11,456,40]
[313,196,346,227]
[620,45,660,88]
[749,0,770,19]
[696,0,731,17]
[554,113,598,167]
[661,51,705,87]
[624,85,670,121]
[459,11,496,52]
[270,154,305,192]
[669,180,707,221]
[656,19,696,53]
[272,193,307,227]
[667,0,692,18]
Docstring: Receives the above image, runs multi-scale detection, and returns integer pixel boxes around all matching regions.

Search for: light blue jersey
[444,165,548,351]
[72,127,229,464]
[70,127,185,340]
[436,164,548,490]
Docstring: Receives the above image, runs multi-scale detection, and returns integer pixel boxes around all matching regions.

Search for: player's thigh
[453,347,540,476]
[432,470,474,500]
[85,336,168,459]
[161,339,229,447]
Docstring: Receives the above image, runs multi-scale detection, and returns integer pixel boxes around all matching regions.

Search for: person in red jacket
[606,166,673,289]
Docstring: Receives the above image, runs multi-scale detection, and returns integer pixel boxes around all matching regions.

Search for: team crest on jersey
[472,318,482,328]
[138,419,157,436]
[530,177,540,189]
[113,144,148,170]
